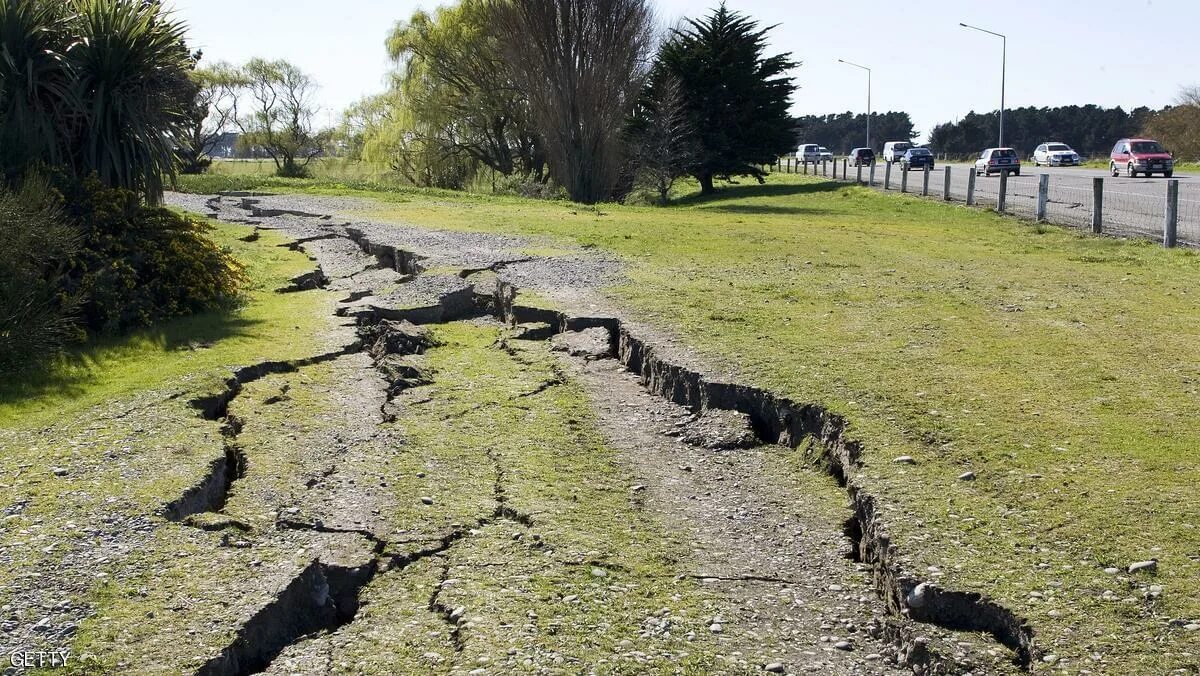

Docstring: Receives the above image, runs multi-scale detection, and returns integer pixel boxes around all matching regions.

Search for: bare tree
[493,0,654,203]
[629,74,694,205]
[179,63,243,173]
[234,59,326,177]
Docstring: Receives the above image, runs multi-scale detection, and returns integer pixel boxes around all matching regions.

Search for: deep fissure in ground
[166,193,1038,673]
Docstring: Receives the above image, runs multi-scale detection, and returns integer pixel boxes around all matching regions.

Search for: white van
[883,141,914,164]
[796,144,822,163]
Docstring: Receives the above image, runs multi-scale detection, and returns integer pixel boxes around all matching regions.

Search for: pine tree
[656,4,797,194]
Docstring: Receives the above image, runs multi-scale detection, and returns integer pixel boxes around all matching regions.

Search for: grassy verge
[0,220,335,428]
[172,172,1200,670]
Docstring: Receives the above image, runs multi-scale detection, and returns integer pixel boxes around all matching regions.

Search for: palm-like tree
[0,0,194,203]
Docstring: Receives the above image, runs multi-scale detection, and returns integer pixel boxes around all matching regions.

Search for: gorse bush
[62,178,247,334]
[0,177,81,372]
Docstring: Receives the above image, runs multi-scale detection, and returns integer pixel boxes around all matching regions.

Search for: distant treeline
[796,105,1174,158]
[792,112,916,154]
[929,105,1158,157]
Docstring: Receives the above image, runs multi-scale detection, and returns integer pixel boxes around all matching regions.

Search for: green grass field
[172,170,1200,671]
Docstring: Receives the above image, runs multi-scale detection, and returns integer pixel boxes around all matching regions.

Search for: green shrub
[63,178,247,334]
[0,178,82,372]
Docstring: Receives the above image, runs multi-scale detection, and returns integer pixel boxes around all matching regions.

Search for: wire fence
[769,157,1199,248]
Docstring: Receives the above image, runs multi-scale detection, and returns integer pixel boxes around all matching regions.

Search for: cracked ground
[0,194,1023,675]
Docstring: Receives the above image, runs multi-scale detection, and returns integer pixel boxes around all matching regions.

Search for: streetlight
[959,22,1006,147]
[837,59,871,150]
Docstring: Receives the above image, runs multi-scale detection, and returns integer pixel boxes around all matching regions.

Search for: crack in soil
[506,307,1039,670]
[456,257,536,279]
[186,194,1037,673]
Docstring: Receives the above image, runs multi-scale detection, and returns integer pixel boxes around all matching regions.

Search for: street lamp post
[959,22,1006,147]
[837,59,871,150]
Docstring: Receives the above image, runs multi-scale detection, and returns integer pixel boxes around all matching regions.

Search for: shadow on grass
[0,308,263,410]
[671,180,847,211]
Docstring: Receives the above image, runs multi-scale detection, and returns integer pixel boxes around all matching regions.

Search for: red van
[1110,138,1174,178]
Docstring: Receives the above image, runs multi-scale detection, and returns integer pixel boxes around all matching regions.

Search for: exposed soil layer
[21,191,1038,674]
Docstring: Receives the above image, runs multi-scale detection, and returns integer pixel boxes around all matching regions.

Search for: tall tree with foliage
[234,59,326,178]
[494,0,655,203]
[655,5,797,194]
[386,0,543,180]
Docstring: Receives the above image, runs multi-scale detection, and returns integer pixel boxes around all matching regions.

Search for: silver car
[974,148,1021,176]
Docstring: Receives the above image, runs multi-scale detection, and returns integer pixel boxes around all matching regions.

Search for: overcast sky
[167,0,1197,141]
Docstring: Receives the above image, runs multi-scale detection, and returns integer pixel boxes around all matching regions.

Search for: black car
[848,148,875,167]
[900,148,934,171]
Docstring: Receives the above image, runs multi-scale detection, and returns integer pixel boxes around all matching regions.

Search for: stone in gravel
[892,456,916,465]
[590,567,608,578]
[1128,560,1157,574]
[958,471,976,481]
[709,623,723,633]
[679,409,757,450]
[51,467,68,477]
[420,496,434,505]
[550,327,613,360]
[1103,567,1119,575]
[764,663,785,673]
[1184,623,1199,631]
[833,640,852,651]
[906,582,931,609]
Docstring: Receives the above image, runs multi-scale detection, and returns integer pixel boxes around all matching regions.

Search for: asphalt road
[844,161,1200,243]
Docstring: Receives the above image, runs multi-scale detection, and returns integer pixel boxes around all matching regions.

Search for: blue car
[900,147,934,171]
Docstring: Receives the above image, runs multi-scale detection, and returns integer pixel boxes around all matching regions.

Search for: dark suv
[1110,138,1174,178]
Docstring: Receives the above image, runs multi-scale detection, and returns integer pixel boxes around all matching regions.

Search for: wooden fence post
[943,165,952,200]
[1036,174,1049,221]
[869,162,876,187]
[966,167,976,206]
[1091,177,1103,233]
[901,165,909,193]
[884,162,892,190]
[1164,179,1179,248]
[998,171,1008,213]
[922,167,931,196]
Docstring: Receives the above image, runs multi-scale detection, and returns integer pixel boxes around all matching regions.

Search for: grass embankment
[175,171,1200,671]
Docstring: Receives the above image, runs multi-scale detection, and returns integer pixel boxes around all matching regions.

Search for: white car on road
[818,146,833,163]
[1033,142,1081,167]
[883,141,914,164]
[797,143,822,164]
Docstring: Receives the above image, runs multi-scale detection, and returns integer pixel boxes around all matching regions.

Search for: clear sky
[167,0,1198,141]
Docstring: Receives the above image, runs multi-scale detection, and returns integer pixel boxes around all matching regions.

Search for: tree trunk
[698,172,715,195]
